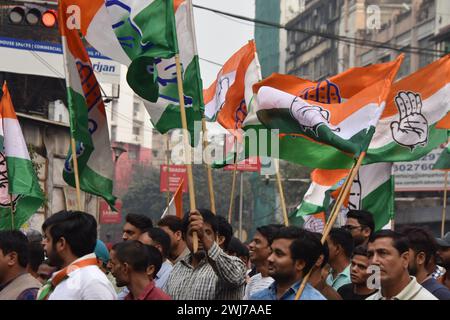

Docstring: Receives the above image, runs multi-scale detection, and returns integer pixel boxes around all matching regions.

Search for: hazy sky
[193,0,255,86]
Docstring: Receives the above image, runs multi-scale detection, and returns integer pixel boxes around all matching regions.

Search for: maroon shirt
[124,281,171,300]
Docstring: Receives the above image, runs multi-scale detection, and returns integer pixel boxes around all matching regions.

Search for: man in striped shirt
[163,209,246,300]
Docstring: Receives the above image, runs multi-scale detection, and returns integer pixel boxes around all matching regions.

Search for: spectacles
[342,225,364,231]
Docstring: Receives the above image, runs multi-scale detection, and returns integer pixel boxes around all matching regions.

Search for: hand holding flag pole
[294,152,366,300]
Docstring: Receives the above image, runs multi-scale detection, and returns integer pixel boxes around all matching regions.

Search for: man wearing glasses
[343,210,375,246]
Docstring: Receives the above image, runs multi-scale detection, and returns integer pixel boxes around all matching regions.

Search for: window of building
[111,125,117,142]
[133,102,140,118]
[132,126,140,136]
[397,51,411,79]
[419,37,435,68]
[111,101,118,121]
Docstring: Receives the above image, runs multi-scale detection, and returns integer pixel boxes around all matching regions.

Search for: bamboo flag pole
[202,117,216,213]
[174,54,198,252]
[228,138,238,223]
[70,138,82,211]
[294,152,366,300]
[274,159,289,226]
[9,194,14,230]
[442,171,448,238]
[166,135,171,208]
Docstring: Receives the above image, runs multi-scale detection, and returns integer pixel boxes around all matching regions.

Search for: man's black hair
[112,240,150,273]
[145,244,163,276]
[157,215,183,233]
[227,237,249,258]
[0,231,29,268]
[401,226,438,265]
[329,228,354,259]
[143,227,171,259]
[256,224,284,245]
[369,230,409,255]
[42,211,97,258]
[125,213,153,231]
[28,241,45,273]
[346,210,375,235]
[352,245,368,258]
[311,232,329,268]
[182,208,218,234]
[217,215,233,250]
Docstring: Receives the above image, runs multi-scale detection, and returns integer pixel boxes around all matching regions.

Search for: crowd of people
[0,208,449,300]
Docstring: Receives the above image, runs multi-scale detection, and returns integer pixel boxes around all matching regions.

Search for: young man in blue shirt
[250,226,326,300]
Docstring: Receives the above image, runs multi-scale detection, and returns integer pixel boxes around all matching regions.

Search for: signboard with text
[160,165,188,193]
[99,199,122,224]
[223,157,261,172]
[394,147,448,191]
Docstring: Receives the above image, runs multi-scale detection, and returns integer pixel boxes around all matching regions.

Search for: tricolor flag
[251,55,403,169]
[204,40,261,131]
[296,163,394,231]
[364,54,450,164]
[59,2,116,207]
[61,0,203,139]
[161,180,184,218]
[433,140,450,170]
[0,83,44,230]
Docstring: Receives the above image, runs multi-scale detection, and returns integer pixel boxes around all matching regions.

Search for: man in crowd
[26,233,45,281]
[0,231,42,300]
[109,241,171,300]
[227,237,250,267]
[163,209,246,299]
[244,224,281,299]
[337,245,377,300]
[436,232,450,290]
[366,230,436,300]
[217,215,233,251]
[326,228,353,290]
[309,234,342,300]
[157,216,189,264]
[250,226,326,300]
[122,213,153,241]
[344,210,374,246]
[38,211,117,300]
[402,227,450,299]
[139,227,173,288]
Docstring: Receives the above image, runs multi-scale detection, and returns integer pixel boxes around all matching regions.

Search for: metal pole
[442,171,448,238]
[239,171,244,241]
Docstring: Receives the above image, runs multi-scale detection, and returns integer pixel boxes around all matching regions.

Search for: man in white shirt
[37,211,117,300]
[366,230,436,300]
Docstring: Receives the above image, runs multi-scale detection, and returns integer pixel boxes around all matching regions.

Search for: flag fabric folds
[59,2,116,207]
[204,40,261,131]
[62,0,203,137]
[161,179,184,218]
[0,83,45,230]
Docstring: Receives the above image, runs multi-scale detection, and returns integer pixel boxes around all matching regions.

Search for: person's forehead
[352,254,369,264]
[254,231,268,241]
[346,218,360,225]
[369,237,395,249]
[123,223,138,231]
[272,238,293,250]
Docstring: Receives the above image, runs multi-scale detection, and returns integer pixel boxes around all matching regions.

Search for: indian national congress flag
[59,2,116,207]
[0,83,44,230]
[61,0,203,139]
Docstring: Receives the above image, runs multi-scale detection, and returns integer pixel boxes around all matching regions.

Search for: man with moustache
[343,210,375,246]
[436,232,450,290]
[163,209,246,299]
[37,211,117,300]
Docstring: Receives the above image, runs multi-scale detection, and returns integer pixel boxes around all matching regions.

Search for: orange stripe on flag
[174,179,184,218]
[59,0,104,37]
[311,168,349,187]
[1,82,19,120]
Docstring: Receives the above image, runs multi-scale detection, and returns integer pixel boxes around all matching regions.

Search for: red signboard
[223,157,261,172]
[99,199,122,224]
[160,165,188,193]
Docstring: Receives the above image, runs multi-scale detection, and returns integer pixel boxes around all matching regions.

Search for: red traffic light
[41,9,57,28]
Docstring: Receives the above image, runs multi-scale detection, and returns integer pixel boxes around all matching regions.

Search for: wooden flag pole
[228,138,238,223]
[166,135,171,208]
[294,152,366,300]
[9,194,14,230]
[70,138,82,211]
[174,54,198,252]
[442,171,448,238]
[275,159,289,226]
[202,117,216,213]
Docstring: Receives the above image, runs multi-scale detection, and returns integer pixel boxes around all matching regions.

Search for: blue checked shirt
[250,281,326,300]
[163,242,246,300]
